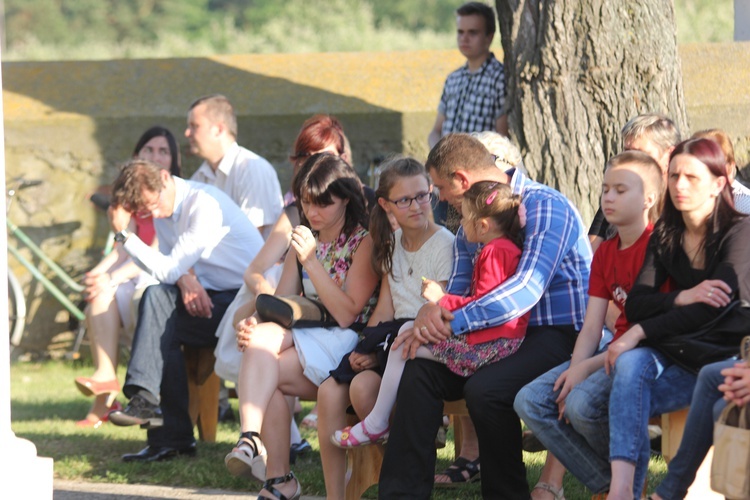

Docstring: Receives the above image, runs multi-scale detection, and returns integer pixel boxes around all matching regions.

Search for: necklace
[400,223,430,277]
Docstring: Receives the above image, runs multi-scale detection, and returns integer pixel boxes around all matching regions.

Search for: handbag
[646,300,750,374]
[710,336,750,498]
[255,293,337,329]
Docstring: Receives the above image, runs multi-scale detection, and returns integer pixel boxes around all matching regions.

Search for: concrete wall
[3,45,750,352]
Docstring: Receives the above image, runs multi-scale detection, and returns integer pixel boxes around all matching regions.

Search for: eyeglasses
[135,190,162,219]
[387,191,432,209]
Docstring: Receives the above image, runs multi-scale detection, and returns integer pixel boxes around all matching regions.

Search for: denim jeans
[655,358,737,499]
[123,284,237,448]
[515,356,613,494]
[516,347,697,498]
[610,347,696,498]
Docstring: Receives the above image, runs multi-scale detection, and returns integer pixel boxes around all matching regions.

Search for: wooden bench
[344,399,467,499]
[183,345,221,442]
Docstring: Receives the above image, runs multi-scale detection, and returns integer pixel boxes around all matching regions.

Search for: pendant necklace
[401,223,429,277]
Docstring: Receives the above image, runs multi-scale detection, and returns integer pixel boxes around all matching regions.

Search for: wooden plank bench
[183,345,220,442]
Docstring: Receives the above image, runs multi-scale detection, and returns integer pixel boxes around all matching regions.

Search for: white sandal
[532,481,565,500]
[224,431,267,481]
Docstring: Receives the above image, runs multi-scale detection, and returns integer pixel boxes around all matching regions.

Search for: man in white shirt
[107,160,264,462]
[186,94,283,239]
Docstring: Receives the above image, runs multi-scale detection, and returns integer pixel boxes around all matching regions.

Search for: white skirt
[292,326,359,386]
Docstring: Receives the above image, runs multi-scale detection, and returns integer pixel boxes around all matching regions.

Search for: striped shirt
[448,170,592,333]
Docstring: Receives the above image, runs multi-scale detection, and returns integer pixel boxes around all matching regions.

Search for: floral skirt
[431,335,524,377]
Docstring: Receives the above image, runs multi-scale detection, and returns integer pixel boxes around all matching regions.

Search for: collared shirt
[447,170,592,333]
[123,177,264,291]
[191,142,283,239]
[438,52,506,135]
[732,178,750,214]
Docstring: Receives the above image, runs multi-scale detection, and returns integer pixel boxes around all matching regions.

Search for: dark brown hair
[462,181,523,249]
[292,153,368,238]
[111,159,164,213]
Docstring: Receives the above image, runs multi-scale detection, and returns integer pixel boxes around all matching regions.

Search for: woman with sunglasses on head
[74,125,181,427]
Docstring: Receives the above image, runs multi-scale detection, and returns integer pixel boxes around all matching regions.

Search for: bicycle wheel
[8,268,26,349]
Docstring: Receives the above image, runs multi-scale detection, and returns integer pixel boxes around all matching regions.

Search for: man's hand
[392,303,454,359]
[107,204,132,234]
[177,273,213,318]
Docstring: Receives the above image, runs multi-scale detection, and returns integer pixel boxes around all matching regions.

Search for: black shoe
[218,403,236,423]
[122,444,196,462]
[289,439,312,464]
[109,394,163,429]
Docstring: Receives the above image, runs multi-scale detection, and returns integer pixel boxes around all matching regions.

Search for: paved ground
[53,480,325,500]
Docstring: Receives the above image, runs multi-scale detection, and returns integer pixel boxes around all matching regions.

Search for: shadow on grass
[12,400,86,422]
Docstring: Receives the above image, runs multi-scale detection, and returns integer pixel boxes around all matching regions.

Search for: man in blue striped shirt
[380,133,592,499]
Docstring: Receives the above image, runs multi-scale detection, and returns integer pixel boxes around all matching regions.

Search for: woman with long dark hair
[225,154,379,500]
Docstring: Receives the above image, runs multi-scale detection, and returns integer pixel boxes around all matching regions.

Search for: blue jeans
[515,356,613,494]
[655,358,736,499]
[610,348,696,498]
[123,284,237,448]
[516,347,696,498]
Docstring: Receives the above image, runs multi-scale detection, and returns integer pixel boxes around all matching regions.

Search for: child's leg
[332,322,436,445]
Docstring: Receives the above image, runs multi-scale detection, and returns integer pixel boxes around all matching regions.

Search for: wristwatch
[114,229,130,244]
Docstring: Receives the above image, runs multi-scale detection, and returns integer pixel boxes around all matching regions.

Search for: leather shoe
[74,377,120,397]
[122,444,196,462]
[109,394,163,429]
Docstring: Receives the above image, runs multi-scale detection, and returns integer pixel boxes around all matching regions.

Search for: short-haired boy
[514,150,664,499]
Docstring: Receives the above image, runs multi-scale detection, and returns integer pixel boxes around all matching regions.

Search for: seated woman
[649,351,750,500]
[214,114,354,437]
[225,154,380,500]
[316,157,454,499]
[74,125,181,427]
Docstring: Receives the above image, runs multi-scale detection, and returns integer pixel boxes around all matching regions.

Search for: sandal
[224,431,267,481]
[330,420,389,448]
[300,412,317,429]
[532,481,565,500]
[258,471,301,500]
[434,456,481,487]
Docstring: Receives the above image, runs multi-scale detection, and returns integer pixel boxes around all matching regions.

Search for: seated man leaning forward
[107,159,264,462]
[379,133,591,499]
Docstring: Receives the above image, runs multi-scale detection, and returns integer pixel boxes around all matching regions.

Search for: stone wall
[3,45,750,352]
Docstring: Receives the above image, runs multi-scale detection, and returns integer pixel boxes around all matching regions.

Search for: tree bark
[495,0,689,224]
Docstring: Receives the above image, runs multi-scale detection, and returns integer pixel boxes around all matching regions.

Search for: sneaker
[109,394,163,429]
[289,439,312,464]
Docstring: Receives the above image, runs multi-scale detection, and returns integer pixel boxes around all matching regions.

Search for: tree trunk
[495,0,689,224]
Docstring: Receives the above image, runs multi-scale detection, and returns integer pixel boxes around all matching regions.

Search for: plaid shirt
[733,179,750,214]
[447,170,592,333]
[438,52,506,135]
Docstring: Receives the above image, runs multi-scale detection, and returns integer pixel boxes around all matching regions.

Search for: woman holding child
[517,138,750,500]
[225,153,379,500]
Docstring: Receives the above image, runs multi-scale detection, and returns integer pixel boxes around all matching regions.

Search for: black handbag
[255,294,338,329]
[645,300,750,374]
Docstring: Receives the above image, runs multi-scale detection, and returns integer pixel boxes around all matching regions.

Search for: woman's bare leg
[318,378,352,500]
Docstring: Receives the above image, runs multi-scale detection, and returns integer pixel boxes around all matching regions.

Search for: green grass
[10,360,666,498]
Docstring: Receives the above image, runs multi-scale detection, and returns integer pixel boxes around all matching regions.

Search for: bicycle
[7,178,87,359]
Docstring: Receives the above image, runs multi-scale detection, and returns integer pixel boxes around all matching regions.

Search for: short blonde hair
[621,114,680,154]
[471,131,526,173]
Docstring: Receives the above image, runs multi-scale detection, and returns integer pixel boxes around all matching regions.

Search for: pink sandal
[330,420,389,448]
